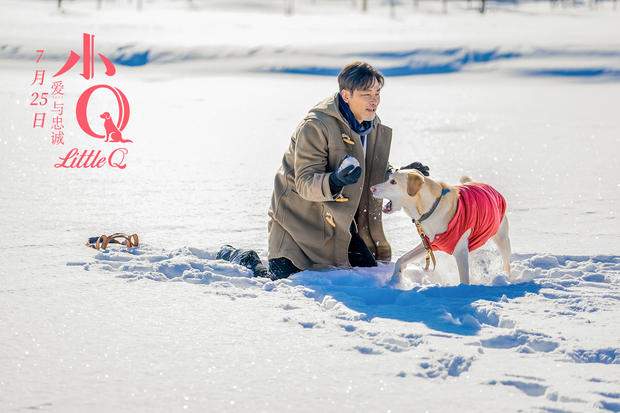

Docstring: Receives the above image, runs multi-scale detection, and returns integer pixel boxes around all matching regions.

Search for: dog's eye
[389,179,396,185]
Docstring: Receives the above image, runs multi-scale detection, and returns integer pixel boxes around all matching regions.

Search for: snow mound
[80,245,619,336]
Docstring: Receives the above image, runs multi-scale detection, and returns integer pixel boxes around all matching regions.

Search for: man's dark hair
[338,61,384,92]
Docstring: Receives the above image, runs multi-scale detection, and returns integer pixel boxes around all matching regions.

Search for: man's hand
[330,164,362,189]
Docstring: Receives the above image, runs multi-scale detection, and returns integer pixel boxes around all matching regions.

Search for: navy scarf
[337,93,373,140]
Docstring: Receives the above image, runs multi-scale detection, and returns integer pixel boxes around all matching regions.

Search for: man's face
[340,79,381,123]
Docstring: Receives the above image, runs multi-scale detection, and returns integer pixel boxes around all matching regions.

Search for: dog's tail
[119,138,134,143]
[460,175,473,184]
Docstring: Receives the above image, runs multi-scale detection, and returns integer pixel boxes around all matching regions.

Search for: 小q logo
[29,32,135,169]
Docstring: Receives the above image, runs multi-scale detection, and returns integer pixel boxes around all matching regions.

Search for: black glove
[329,164,362,194]
[400,161,430,176]
[384,163,395,180]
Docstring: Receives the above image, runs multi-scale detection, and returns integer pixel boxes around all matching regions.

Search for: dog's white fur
[370,169,511,286]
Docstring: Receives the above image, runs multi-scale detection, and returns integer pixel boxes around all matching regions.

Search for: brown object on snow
[86,233,139,250]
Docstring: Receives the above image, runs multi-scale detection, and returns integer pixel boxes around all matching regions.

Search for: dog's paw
[387,271,402,288]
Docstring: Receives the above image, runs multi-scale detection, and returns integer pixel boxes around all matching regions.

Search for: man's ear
[340,89,352,103]
[407,171,425,197]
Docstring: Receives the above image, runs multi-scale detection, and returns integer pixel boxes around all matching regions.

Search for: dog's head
[100,112,111,119]
[370,168,427,214]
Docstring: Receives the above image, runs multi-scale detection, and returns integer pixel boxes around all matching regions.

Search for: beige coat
[267,92,393,270]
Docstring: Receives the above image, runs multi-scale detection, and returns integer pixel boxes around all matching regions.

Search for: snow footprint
[415,354,474,379]
[340,324,423,355]
[479,329,560,353]
[486,378,548,397]
[566,347,619,364]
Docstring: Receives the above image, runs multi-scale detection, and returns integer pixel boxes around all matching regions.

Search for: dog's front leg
[453,230,472,285]
[389,242,427,287]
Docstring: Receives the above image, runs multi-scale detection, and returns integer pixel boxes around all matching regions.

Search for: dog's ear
[406,171,425,197]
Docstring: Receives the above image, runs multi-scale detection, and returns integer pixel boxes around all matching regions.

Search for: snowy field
[1,0,619,412]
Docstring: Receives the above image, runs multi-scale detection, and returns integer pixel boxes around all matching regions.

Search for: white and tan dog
[370,168,511,286]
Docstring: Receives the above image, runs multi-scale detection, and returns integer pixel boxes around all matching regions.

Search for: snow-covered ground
[1,1,619,412]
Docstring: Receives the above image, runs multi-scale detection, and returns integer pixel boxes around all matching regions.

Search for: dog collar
[412,187,450,224]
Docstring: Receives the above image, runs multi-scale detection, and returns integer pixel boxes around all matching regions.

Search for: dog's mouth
[382,199,393,214]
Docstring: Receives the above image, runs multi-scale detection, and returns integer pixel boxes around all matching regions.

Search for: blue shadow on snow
[293,272,541,336]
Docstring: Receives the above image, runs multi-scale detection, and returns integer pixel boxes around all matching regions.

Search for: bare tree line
[55,0,618,14]
[57,0,146,10]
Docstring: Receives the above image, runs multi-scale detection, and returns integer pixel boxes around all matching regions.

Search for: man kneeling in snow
[217,61,393,279]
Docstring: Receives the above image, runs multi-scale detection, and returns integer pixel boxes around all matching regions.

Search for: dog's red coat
[431,183,507,254]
